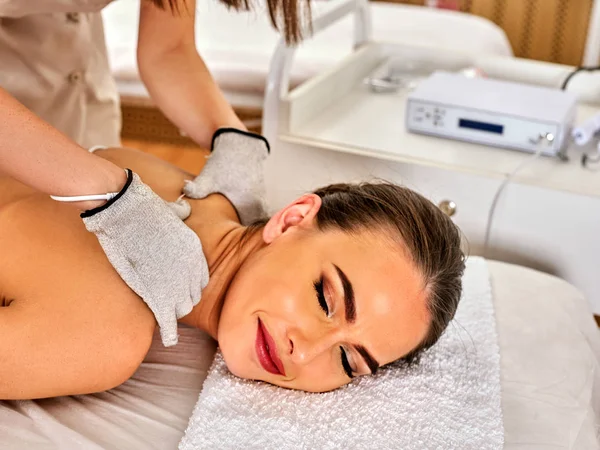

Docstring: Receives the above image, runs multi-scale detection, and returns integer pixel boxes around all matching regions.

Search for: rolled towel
[179,256,503,450]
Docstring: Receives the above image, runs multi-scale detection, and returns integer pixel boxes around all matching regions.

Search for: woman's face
[217,195,430,392]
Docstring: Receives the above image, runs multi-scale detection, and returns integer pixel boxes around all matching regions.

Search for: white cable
[49,169,127,203]
[482,143,547,256]
[50,192,118,203]
[88,145,108,154]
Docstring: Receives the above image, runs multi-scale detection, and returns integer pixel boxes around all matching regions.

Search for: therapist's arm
[137,0,246,149]
[0,87,127,210]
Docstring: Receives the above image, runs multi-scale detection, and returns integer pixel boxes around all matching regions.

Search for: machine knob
[438,199,457,217]
[529,132,555,145]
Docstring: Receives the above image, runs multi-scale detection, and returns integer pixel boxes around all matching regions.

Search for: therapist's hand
[82,169,209,347]
[182,128,269,225]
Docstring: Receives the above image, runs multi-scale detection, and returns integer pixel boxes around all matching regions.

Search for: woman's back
[0,147,212,399]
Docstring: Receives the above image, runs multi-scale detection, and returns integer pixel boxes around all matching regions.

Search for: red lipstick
[256,318,286,376]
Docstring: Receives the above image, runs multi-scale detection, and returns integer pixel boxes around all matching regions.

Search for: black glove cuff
[80,169,134,218]
[211,128,271,154]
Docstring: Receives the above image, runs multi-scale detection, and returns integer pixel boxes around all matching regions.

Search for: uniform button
[66,12,80,23]
[68,71,83,83]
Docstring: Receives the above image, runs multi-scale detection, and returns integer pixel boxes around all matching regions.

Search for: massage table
[1,260,598,448]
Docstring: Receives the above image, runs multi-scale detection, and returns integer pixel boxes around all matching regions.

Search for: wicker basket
[120,103,262,146]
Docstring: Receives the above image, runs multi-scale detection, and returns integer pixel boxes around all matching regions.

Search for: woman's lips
[256,319,286,376]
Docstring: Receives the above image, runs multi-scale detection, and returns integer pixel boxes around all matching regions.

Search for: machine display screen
[459,119,504,134]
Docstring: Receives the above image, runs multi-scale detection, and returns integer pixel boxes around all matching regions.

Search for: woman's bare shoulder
[97,146,241,235]
[0,176,36,209]
[95,147,196,201]
[0,195,156,399]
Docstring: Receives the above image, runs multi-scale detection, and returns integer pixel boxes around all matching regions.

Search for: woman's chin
[219,341,253,380]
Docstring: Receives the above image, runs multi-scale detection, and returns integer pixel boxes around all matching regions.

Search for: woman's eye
[340,346,354,379]
[313,276,329,316]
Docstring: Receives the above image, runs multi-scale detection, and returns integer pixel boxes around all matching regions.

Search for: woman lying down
[0,96,465,400]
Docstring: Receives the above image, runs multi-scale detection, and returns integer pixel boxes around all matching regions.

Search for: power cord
[561,66,600,90]
[483,142,548,257]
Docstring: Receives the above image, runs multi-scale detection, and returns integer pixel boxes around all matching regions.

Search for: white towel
[179,256,504,450]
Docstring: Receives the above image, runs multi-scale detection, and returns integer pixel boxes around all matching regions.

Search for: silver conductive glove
[81,169,209,347]
[182,128,270,225]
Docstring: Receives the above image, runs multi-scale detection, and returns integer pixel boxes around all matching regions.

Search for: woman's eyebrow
[333,264,355,323]
[332,264,380,375]
[356,345,380,375]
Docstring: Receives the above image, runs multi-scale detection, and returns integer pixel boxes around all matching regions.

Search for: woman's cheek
[275,285,308,318]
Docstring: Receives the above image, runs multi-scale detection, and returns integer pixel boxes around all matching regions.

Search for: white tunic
[0,0,121,147]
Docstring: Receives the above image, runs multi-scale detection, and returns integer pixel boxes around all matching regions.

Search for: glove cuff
[80,169,134,218]
[211,128,270,154]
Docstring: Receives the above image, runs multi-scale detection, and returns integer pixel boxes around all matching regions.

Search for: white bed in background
[102,0,512,110]
[1,261,598,449]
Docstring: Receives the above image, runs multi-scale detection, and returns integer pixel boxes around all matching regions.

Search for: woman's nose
[287,328,339,366]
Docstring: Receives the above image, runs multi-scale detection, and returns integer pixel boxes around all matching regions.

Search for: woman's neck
[177,197,265,339]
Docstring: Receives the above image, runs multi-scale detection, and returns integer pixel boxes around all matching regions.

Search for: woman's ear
[262,194,322,244]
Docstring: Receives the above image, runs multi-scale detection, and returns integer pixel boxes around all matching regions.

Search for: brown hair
[312,182,465,366]
[149,0,310,45]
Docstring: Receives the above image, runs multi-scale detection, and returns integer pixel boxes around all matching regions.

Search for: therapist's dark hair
[149,0,310,44]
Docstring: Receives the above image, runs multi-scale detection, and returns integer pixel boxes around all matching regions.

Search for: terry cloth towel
[179,256,504,450]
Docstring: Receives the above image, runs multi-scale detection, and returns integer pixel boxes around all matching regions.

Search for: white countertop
[282,83,600,199]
